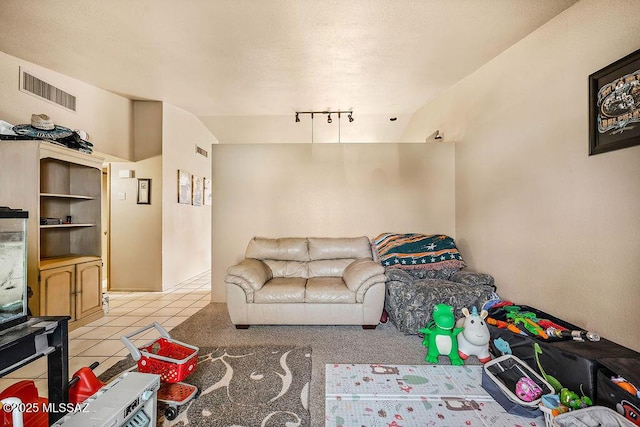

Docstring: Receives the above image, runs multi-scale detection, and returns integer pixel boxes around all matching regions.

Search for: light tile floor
[0,271,211,398]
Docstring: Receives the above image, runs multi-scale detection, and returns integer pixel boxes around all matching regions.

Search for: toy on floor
[492,337,512,355]
[0,380,48,427]
[611,376,640,398]
[516,377,543,402]
[68,361,106,404]
[617,400,640,426]
[418,303,464,365]
[487,316,526,336]
[534,342,592,414]
[504,306,549,339]
[121,322,200,421]
[534,342,563,393]
[456,306,491,363]
[560,386,592,410]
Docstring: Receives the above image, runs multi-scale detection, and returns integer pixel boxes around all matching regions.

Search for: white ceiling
[0,0,577,143]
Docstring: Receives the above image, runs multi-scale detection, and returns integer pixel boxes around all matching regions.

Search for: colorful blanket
[374,233,465,270]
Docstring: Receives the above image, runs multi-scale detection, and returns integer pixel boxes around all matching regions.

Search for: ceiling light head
[348,113,354,123]
[295,113,300,123]
[327,113,332,124]
[434,130,442,140]
[390,117,397,121]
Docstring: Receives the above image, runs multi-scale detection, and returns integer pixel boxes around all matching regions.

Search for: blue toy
[493,337,512,355]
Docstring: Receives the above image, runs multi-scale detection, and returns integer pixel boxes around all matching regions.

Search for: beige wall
[109,102,214,291]
[211,142,455,301]
[108,102,163,291]
[109,157,163,291]
[134,102,163,161]
[0,51,133,160]
[162,103,215,289]
[404,0,640,351]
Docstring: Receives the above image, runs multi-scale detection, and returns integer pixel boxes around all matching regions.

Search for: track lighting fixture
[426,130,444,143]
[294,110,354,124]
[295,110,354,143]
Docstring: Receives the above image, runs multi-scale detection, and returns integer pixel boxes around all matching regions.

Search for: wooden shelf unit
[0,140,104,329]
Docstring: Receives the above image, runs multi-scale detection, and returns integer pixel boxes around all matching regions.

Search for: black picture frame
[589,48,640,156]
[137,178,151,204]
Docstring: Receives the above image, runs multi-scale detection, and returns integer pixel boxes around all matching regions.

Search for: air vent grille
[20,69,77,112]
[196,145,208,158]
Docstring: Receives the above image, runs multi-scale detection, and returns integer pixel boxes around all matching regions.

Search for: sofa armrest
[343,258,385,292]
[225,276,255,303]
[225,258,273,291]
[449,270,495,289]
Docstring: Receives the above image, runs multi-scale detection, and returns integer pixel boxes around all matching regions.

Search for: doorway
[101,165,110,290]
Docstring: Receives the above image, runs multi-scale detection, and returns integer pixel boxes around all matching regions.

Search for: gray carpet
[104,303,469,427]
[100,345,311,426]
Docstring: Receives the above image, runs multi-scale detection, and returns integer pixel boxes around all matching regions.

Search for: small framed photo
[137,178,151,204]
[192,175,204,206]
[589,48,640,155]
[204,178,212,206]
[178,170,191,204]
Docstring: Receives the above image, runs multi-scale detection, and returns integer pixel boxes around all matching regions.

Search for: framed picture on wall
[178,170,191,204]
[137,178,151,204]
[589,48,640,155]
[192,175,204,206]
[204,177,212,206]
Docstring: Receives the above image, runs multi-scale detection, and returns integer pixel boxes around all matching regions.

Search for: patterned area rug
[99,346,311,426]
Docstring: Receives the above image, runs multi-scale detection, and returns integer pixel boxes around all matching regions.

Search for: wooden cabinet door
[40,265,75,319]
[76,260,102,320]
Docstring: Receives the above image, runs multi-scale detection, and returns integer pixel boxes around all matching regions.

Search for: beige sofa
[225,236,386,329]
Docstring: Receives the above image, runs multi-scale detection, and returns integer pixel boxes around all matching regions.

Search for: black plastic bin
[596,358,640,425]
[488,305,640,402]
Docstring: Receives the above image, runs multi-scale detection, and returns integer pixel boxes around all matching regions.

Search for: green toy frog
[419,304,464,365]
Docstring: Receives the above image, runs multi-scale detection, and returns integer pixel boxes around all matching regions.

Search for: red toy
[68,361,106,404]
[121,322,199,420]
[0,380,48,427]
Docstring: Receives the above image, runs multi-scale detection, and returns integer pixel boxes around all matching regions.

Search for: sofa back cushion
[308,237,372,260]
[245,236,373,278]
[308,259,354,277]
[264,260,309,279]
[246,237,309,261]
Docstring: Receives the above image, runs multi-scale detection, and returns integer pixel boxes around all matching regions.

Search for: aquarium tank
[0,207,28,331]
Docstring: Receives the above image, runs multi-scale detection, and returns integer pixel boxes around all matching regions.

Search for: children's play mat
[325,364,545,426]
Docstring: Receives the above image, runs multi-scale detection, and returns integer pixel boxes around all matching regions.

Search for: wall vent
[196,145,208,158]
[19,68,77,112]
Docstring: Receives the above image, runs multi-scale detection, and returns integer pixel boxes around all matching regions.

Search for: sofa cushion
[264,260,308,278]
[246,237,309,261]
[308,237,372,260]
[254,277,306,303]
[305,277,355,303]
[308,259,354,277]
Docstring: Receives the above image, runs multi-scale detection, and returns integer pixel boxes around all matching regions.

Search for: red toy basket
[121,322,199,384]
[137,337,198,383]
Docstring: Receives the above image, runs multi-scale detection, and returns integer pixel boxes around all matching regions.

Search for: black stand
[0,316,70,425]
